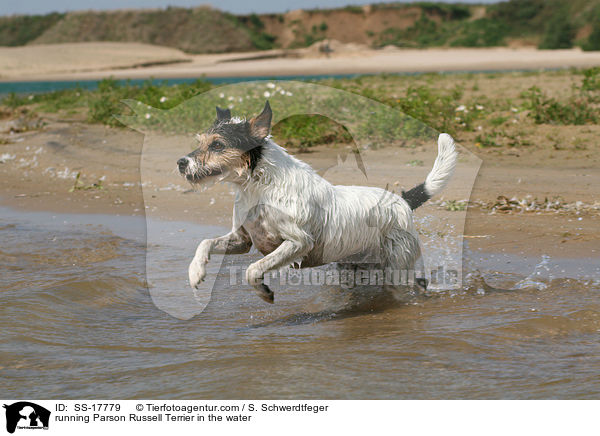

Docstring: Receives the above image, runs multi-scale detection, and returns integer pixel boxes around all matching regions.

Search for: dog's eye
[209,141,225,152]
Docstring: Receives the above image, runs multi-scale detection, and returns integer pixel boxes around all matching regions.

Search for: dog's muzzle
[177,156,222,183]
[177,157,191,173]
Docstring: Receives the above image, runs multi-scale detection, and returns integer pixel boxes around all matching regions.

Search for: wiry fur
[179,102,458,303]
[402,133,458,210]
[425,133,457,197]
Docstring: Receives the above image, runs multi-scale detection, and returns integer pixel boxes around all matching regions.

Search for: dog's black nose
[177,157,189,172]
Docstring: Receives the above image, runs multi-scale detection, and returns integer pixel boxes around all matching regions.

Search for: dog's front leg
[246,239,312,304]
[189,227,252,289]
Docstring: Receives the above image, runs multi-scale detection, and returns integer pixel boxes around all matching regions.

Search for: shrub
[418,3,471,20]
[521,85,598,124]
[538,16,575,49]
[0,13,65,46]
[273,115,353,149]
[376,14,441,48]
[581,67,600,92]
[248,13,264,30]
[250,32,277,50]
[87,78,212,126]
[450,18,509,47]
[583,18,600,51]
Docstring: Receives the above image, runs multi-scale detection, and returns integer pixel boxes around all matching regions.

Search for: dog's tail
[402,133,458,210]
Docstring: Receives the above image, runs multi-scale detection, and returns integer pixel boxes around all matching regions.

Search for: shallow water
[0,69,553,96]
[0,75,361,96]
[1,205,599,399]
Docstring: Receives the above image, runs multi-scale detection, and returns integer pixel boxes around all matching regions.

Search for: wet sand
[2,44,600,81]
[0,120,598,259]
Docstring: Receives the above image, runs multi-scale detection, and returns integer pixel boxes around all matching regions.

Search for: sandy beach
[2,43,600,81]
[0,42,190,80]
[1,53,598,259]
[0,118,598,259]
[0,43,598,267]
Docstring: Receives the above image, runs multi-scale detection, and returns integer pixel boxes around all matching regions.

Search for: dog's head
[177,101,272,185]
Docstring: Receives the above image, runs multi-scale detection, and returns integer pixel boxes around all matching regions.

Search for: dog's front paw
[246,265,274,304]
[189,259,207,289]
[246,264,264,287]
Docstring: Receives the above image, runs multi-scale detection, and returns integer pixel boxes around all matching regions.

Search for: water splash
[513,255,552,290]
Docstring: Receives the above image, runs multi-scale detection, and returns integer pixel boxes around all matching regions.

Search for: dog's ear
[215,106,231,122]
[249,101,272,140]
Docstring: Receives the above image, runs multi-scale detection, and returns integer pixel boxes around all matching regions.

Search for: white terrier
[177,102,457,303]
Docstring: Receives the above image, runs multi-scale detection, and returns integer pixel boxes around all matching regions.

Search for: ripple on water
[1,205,599,399]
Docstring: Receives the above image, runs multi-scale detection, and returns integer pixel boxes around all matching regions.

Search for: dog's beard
[181,165,229,190]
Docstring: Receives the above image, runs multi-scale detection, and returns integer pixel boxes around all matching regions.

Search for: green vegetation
[236,13,278,50]
[273,115,352,151]
[377,14,444,48]
[442,200,467,211]
[289,20,329,48]
[374,1,525,49]
[376,0,600,49]
[538,16,575,49]
[490,116,509,127]
[521,70,600,125]
[370,1,469,19]
[3,0,600,53]
[583,14,600,51]
[474,132,501,148]
[88,78,213,126]
[305,25,326,47]
[8,8,258,54]
[69,172,104,192]
[417,2,471,20]
[2,68,599,150]
[2,78,212,127]
[341,5,364,14]
[450,18,509,47]
[581,67,600,93]
[0,13,65,46]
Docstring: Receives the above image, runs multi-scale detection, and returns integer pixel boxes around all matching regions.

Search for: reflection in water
[1,206,599,399]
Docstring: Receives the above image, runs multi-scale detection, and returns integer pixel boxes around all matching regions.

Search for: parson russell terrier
[177,102,457,303]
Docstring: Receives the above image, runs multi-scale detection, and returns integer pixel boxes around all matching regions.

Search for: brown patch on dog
[193,133,222,153]
[249,101,272,140]
[187,132,251,181]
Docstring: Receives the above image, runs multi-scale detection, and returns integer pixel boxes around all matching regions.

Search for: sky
[1,0,499,17]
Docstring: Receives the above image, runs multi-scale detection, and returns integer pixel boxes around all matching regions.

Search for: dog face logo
[177,102,272,185]
[119,80,481,319]
[3,402,50,434]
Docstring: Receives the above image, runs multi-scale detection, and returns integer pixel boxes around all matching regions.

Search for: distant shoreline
[2,43,600,84]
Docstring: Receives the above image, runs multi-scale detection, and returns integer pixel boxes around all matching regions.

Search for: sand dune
[0,42,191,79]
[4,43,600,81]
[2,42,600,81]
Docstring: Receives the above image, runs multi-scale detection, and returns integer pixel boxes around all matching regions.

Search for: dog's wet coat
[178,101,457,303]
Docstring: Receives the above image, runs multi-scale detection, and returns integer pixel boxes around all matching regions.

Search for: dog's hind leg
[189,226,252,289]
[246,239,313,304]
[381,230,426,296]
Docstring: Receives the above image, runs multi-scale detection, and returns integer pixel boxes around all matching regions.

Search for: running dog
[177,102,457,303]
